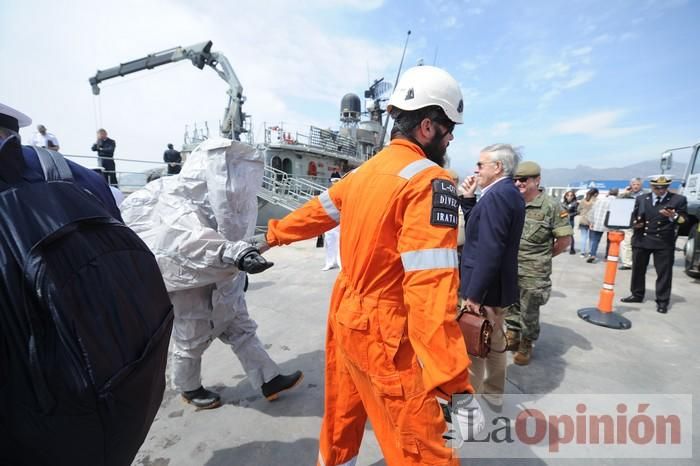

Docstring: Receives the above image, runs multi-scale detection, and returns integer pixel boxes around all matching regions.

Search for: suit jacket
[459,177,525,307]
[631,191,688,250]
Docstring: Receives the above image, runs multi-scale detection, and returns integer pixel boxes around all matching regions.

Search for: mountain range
[541,159,688,187]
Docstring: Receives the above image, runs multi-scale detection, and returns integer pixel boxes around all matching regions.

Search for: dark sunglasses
[514,177,530,183]
[432,117,455,135]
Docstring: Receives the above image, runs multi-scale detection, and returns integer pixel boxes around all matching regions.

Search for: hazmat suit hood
[121,138,263,291]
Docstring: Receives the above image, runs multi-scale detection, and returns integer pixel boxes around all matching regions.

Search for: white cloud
[443,16,459,28]
[561,70,596,89]
[520,45,596,107]
[592,34,612,44]
[461,87,481,106]
[552,110,654,138]
[325,0,385,10]
[491,122,512,137]
[460,60,480,72]
[3,0,400,171]
[570,46,593,57]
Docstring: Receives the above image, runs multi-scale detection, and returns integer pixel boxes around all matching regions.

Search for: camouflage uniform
[505,191,573,341]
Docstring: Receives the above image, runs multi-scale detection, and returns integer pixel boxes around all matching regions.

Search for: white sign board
[605,198,636,229]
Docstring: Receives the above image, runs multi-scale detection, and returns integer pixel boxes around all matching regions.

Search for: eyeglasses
[432,118,455,135]
[514,177,530,183]
[476,161,498,169]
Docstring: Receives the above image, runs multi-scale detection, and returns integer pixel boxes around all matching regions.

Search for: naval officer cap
[0,102,32,132]
[649,174,673,186]
[514,161,541,178]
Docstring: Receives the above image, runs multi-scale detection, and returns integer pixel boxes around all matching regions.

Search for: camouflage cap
[649,174,672,186]
[514,161,541,178]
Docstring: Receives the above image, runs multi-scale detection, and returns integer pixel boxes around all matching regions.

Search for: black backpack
[0,147,174,466]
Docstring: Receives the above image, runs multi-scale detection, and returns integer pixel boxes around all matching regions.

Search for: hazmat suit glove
[234,247,274,274]
[244,233,270,254]
[451,394,485,442]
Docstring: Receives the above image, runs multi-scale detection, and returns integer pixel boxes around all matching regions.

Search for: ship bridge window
[282,158,293,174]
[271,156,282,170]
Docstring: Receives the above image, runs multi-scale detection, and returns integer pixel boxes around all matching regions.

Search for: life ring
[308,161,318,177]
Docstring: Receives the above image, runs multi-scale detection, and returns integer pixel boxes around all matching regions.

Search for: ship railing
[60,153,177,193]
[61,152,325,212]
[259,165,326,211]
[263,122,369,164]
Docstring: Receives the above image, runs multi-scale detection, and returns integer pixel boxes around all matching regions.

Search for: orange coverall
[267,139,473,466]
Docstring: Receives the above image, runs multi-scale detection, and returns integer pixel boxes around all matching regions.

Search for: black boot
[182,386,221,409]
[261,370,304,401]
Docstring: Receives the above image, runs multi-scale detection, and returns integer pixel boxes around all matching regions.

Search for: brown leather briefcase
[457,306,493,358]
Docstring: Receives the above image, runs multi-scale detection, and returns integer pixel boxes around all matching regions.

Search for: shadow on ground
[245,279,275,291]
[204,438,318,466]
[215,350,326,418]
[507,322,592,395]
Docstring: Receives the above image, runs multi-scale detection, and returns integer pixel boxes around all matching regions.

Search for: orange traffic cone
[577,230,632,329]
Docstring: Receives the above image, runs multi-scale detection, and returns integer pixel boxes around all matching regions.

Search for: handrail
[259,165,327,211]
[60,151,328,210]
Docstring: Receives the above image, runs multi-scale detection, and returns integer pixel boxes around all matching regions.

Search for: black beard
[423,131,447,167]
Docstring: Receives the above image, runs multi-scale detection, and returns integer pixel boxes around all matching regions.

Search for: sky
[2,0,699,177]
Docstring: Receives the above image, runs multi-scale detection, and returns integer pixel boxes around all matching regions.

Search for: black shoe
[569,250,576,255]
[657,305,668,314]
[586,257,596,263]
[262,370,304,401]
[182,386,221,409]
[619,265,632,270]
[620,295,643,303]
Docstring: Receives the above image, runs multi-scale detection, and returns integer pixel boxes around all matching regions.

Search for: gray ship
[87,40,391,227]
[256,79,390,226]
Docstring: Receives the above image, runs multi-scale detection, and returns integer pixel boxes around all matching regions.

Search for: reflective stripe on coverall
[267,139,473,466]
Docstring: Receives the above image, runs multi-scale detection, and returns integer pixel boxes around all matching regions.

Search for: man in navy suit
[459,143,525,408]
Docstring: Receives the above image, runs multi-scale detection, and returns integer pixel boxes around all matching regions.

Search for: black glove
[236,247,274,274]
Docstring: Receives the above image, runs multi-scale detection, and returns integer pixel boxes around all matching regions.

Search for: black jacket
[92,137,116,159]
[631,192,688,249]
[163,148,181,164]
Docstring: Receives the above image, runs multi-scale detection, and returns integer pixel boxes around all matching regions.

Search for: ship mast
[379,30,411,148]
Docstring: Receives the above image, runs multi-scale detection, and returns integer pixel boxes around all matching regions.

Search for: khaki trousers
[619,229,633,267]
[467,305,506,406]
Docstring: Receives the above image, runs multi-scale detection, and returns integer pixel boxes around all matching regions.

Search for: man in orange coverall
[247,66,484,465]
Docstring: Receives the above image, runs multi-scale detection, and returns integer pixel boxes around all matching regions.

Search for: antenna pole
[379,30,411,148]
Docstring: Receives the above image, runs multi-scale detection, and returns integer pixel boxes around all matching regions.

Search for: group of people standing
[566,176,687,313]
[250,65,584,464]
[4,57,690,464]
[31,122,184,187]
[574,180,643,264]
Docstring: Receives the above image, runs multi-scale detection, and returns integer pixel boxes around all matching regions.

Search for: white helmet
[387,65,464,124]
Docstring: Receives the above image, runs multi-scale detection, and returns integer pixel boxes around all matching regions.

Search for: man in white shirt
[32,124,59,150]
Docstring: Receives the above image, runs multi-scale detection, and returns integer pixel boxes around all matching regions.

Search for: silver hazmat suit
[120,138,279,392]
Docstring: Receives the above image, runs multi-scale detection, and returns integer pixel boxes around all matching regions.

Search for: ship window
[282,158,293,174]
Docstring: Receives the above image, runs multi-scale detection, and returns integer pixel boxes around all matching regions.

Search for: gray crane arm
[88,40,246,140]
